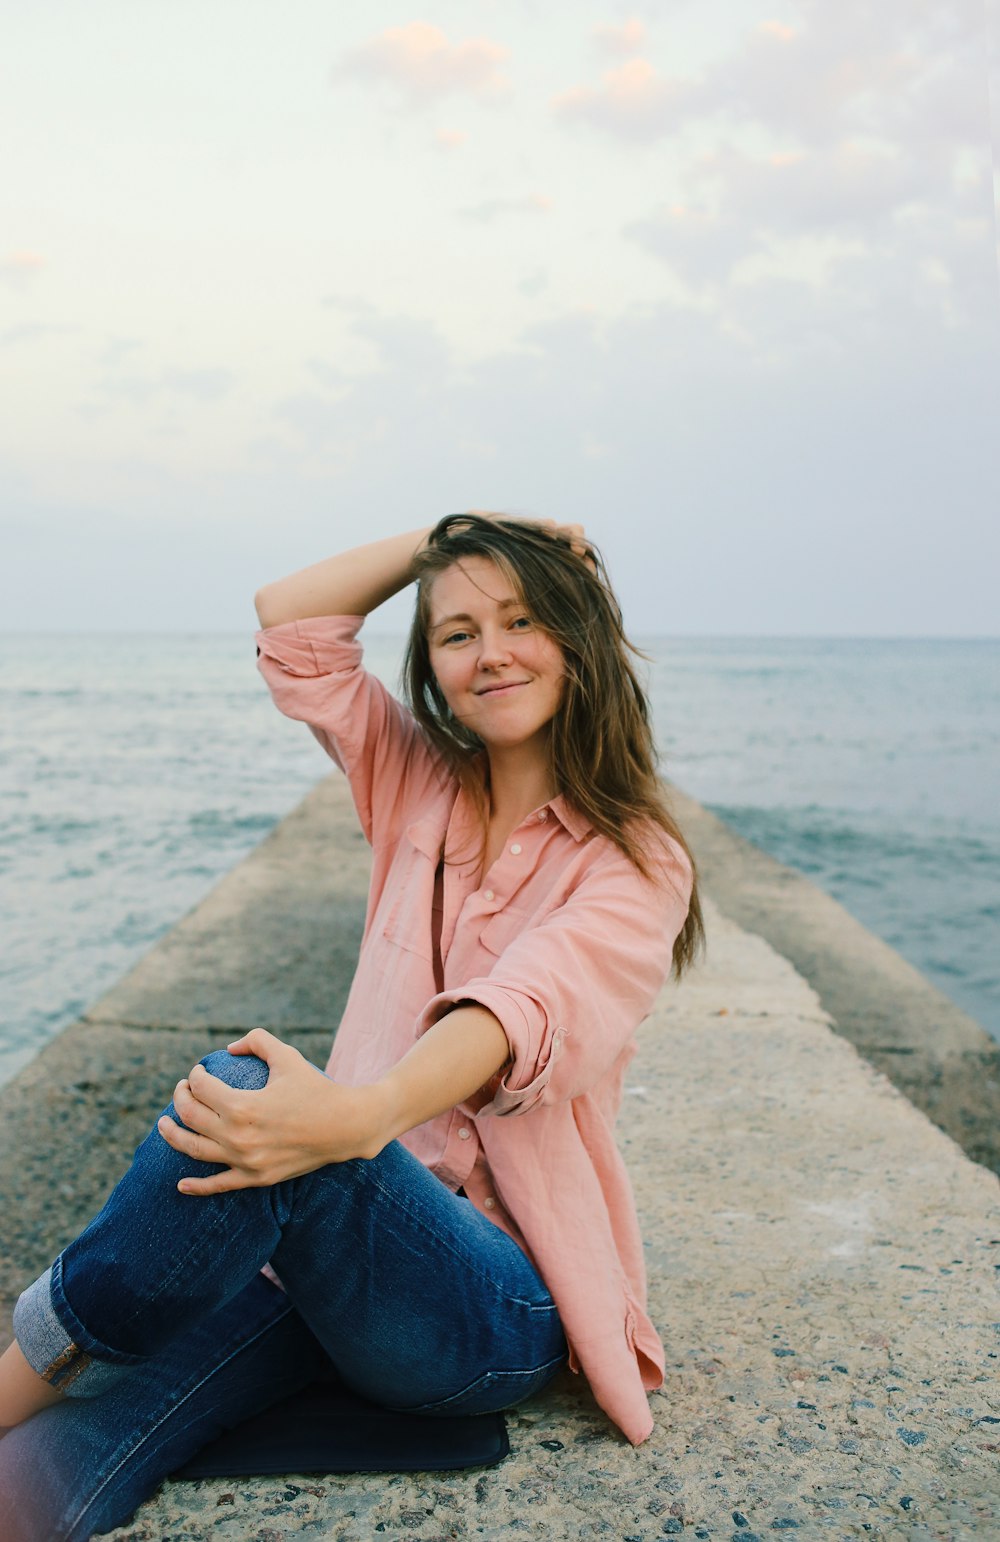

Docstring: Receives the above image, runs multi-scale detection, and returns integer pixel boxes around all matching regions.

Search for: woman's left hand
[156,1029,387,1196]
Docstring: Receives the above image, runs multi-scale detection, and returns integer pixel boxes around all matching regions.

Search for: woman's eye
[444,630,470,645]
[509,616,531,630]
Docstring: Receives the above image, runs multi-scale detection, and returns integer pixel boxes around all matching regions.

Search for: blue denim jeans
[0,1051,567,1541]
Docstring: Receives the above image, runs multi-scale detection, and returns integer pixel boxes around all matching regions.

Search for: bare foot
[0,1340,64,1428]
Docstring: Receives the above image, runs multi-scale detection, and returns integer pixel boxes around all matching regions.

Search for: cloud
[693,19,916,144]
[517,268,549,297]
[759,20,797,43]
[349,311,453,376]
[335,22,510,105]
[708,142,931,234]
[689,1,986,153]
[88,373,159,408]
[556,1,989,167]
[592,17,647,57]
[306,358,357,392]
[552,58,691,141]
[81,359,236,410]
[0,250,46,288]
[1,322,71,347]
[628,192,993,349]
[320,293,380,317]
[627,136,991,325]
[161,368,235,401]
[626,203,750,289]
[98,336,143,369]
[459,192,553,222]
[612,1,993,314]
[271,314,456,475]
[613,19,993,333]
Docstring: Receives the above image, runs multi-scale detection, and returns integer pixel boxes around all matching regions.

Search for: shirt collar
[546,795,592,842]
[439,757,593,845]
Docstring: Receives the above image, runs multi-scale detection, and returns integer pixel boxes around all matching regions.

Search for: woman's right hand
[462,511,597,571]
[545,518,595,569]
[158,1030,393,1192]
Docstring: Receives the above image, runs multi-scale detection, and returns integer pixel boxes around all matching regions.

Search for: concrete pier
[1,775,997,1540]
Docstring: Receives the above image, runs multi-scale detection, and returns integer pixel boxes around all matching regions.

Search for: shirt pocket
[381,821,440,961]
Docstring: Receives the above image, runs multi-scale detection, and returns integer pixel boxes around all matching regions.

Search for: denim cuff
[13,1263,137,1399]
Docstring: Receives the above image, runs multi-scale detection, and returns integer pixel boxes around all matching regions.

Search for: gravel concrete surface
[1,776,997,1541]
[666,790,1000,1178]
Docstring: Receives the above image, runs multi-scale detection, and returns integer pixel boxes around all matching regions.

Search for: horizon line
[2,629,998,644]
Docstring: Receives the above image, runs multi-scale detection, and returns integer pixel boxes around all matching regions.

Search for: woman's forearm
[369,1005,512,1152]
[156,1008,510,1194]
[254,525,433,628]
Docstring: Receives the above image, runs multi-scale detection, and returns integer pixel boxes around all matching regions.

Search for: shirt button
[509,843,522,855]
[458,1127,471,1140]
[538,810,548,822]
[483,1197,496,1210]
[483,888,495,901]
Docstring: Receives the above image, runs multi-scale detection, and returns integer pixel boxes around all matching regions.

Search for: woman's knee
[196,1050,270,1093]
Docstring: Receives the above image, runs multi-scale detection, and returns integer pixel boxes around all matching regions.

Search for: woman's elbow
[254,586,278,629]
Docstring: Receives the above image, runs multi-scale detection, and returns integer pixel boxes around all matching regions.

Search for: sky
[2,0,998,635]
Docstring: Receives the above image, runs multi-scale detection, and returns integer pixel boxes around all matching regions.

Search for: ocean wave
[186,810,280,836]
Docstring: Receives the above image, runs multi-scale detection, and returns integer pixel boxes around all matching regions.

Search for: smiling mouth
[475,680,531,696]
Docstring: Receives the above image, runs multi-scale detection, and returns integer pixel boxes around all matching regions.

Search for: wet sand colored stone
[1,775,997,1539]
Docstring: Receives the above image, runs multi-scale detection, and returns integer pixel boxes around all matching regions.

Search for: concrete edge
[664,783,1000,1176]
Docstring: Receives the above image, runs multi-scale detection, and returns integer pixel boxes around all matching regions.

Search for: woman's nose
[477,630,514,669]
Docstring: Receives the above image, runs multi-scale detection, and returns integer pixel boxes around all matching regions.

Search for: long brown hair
[402,513,705,979]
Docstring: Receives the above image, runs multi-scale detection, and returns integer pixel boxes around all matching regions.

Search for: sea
[1,633,997,1087]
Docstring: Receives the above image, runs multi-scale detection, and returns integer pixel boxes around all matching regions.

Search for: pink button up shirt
[256,615,693,1445]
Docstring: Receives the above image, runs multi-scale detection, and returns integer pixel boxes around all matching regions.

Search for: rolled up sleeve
[414,843,693,1115]
[255,615,439,848]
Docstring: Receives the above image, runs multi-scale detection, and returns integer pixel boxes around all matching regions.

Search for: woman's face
[425,557,565,755]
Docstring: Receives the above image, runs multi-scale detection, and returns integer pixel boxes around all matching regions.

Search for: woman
[0,513,704,1539]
